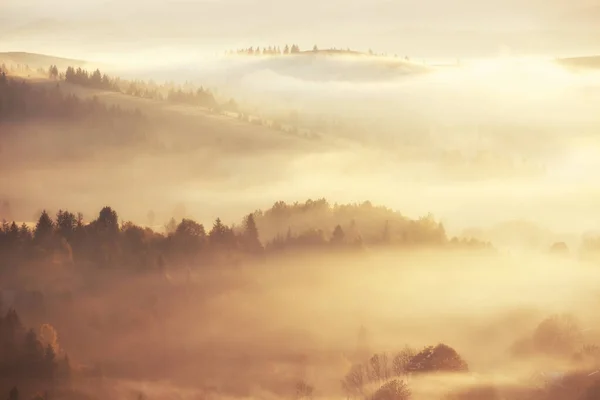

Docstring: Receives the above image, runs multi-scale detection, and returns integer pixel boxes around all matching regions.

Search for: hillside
[0,68,356,225]
[0,52,88,70]
[16,74,337,155]
[557,55,600,70]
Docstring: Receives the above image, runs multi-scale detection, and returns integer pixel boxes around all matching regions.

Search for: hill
[0,52,88,70]
[0,65,350,224]
[557,55,600,70]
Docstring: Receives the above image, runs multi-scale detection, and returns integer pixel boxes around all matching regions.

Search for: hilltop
[556,55,600,70]
[0,52,88,70]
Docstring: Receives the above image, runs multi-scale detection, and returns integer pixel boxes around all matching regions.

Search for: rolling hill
[0,51,89,70]
[557,55,600,70]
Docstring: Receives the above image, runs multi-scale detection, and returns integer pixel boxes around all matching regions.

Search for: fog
[11,248,600,399]
[3,37,600,399]
[3,53,600,235]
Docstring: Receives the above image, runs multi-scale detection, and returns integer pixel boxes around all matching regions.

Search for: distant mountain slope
[0,52,88,69]
[557,55,600,70]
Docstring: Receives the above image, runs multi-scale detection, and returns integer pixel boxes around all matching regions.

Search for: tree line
[228,44,302,56]
[225,45,408,59]
[0,73,143,123]
[42,63,325,142]
[0,199,491,275]
[55,65,225,111]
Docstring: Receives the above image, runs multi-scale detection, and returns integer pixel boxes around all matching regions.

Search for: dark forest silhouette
[225,44,400,58]
[2,62,317,140]
[0,199,491,274]
[0,74,152,155]
[0,73,144,126]
[57,65,224,111]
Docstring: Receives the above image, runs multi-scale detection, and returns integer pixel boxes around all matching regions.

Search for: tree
[39,324,60,354]
[64,66,73,82]
[90,69,102,88]
[295,380,314,400]
[284,45,290,54]
[392,347,416,376]
[368,353,391,382]
[44,343,56,380]
[405,344,468,374]
[164,217,177,235]
[313,44,318,52]
[209,218,227,246]
[174,218,206,255]
[382,220,391,244]
[242,213,262,252]
[8,386,18,400]
[531,314,583,357]
[56,210,77,241]
[330,224,345,245]
[95,206,119,235]
[101,74,111,89]
[48,65,58,80]
[342,364,366,398]
[370,379,411,400]
[34,210,54,243]
[176,218,205,238]
[549,241,569,255]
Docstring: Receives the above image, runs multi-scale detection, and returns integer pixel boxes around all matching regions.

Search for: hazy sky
[1,0,599,61]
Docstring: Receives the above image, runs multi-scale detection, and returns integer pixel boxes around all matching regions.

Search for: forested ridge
[0,199,491,273]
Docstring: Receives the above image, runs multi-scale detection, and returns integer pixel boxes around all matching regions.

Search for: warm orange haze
[2,1,600,399]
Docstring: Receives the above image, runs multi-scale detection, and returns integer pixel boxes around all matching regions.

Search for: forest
[0,199,491,274]
[0,71,144,124]
[225,44,400,58]
[52,65,225,111]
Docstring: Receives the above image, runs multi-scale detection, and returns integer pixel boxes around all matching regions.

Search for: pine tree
[34,210,54,243]
[242,214,262,252]
[330,224,345,245]
[209,218,226,245]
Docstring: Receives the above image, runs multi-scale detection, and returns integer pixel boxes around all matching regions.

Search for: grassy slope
[0,51,89,70]
[24,75,336,155]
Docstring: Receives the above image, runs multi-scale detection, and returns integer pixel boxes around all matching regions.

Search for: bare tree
[368,353,391,383]
[295,379,314,400]
[342,364,366,399]
[392,347,416,377]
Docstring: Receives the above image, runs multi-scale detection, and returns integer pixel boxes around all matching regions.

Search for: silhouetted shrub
[370,379,411,400]
[532,314,583,357]
[294,380,314,400]
[405,344,469,374]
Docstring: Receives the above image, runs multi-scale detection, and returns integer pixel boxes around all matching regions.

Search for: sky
[1,0,599,62]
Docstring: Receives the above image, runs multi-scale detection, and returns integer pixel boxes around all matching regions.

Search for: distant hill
[462,219,577,251]
[299,49,366,56]
[557,55,600,70]
[0,52,88,70]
